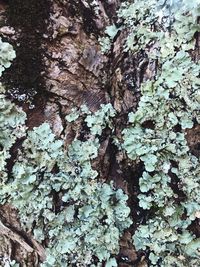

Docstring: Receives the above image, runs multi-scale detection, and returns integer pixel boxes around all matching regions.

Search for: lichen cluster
[117,0,200,266]
[0,38,16,76]
[65,103,116,135]
[0,39,131,266]
[0,84,26,184]
[1,112,131,266]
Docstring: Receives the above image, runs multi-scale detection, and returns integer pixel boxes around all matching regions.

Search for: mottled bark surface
[0,0,199,266]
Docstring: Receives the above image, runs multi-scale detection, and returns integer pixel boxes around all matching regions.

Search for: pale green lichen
[1,123,131,266]
[120,0,200,266]
[0,39,26,185]
[0,38,16,76]
[0,38,131,266]
[117,0,200,58]
[99,25,120,53]
[0,74,124,266]
[66,103,116,135]
[134,218,200,267]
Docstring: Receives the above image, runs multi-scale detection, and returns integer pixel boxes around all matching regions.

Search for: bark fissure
[3,0,51,104]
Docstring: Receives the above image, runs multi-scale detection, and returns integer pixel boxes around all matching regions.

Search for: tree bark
[0,0,199,266]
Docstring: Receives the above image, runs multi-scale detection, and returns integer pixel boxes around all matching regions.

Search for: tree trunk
[0,0,199,266]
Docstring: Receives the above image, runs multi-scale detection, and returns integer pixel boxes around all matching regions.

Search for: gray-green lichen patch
[65,103,116,135]
[0,83,26,184]
[118,0,200,266]
[1,123,132,266]
[0,38,16,76]
[0,37,132,263]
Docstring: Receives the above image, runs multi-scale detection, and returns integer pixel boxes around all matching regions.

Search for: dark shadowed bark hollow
[0,0,199,266]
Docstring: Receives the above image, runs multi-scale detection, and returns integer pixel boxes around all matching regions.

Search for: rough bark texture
[0,0,199,266]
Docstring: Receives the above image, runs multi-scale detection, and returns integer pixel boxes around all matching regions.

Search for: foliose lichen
[0,39,26,186]
[1,122,131,266]
[0,37,132,266]
[0,38,16,76]
[118,0,200,265]
[1,0,200,266]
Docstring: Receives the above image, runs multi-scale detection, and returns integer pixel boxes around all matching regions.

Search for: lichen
[66,103,116,135]
[1,123,131,266]
[0,38,131,266]
[1,1,200,266]
[0,39,26,186]
[0,38,16,76]
[119,0,200,265]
